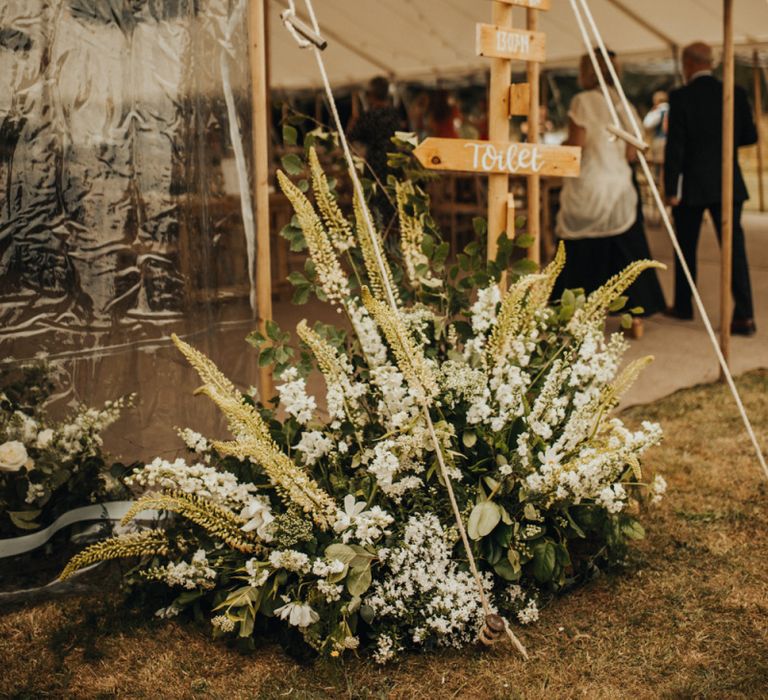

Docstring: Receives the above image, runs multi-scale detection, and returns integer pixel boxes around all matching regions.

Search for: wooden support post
[505,194,516,240]
[754,49,765,213]
[249,0,274,400]
[526,7,541,264]
[487,1,513,265]
[720,0,734,373]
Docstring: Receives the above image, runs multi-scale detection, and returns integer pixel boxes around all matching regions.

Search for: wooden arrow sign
[476,23,546,62]
[413,138,581,178]
[495,0,551,9]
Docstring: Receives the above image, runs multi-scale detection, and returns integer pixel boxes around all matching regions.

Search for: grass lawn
[2,369,767,700]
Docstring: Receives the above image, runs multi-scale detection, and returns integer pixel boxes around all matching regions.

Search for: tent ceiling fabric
[269,0,768,90]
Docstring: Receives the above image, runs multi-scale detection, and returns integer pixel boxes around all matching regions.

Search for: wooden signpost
[476,24,547,62]
[416,0,580,269]
[413,138,580,177]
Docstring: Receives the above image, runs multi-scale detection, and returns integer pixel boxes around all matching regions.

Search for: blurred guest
[664,42,758,335]
[643,90,670,164]
[347,75,402,215]
[554,51,666,339]
[406,90,430,139]
[426,89,460,138]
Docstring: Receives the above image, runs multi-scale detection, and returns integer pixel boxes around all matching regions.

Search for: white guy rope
[281,0,528,658]
[568,0,768,481]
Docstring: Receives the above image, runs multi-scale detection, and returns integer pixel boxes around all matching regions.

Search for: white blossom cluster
[525,418,663,508]
[56,396,131,458]
[244,558,271,587]
[333,495,394,545]
[269,549,311,574]
[158,549,217,589]
[325,379,368,429]
[651,474,668,505]
[178,428,210,456]
[349,304,388,368]
[294,430,334,466]
[470,285,501,335]
[276,368,316,425]
[366,514,490,659]
[369,364,421,432]
[240,496,275,541]
[125,457,259,510]
[4,397,128,467]
[506,585,540,625]
[274,599,320,628]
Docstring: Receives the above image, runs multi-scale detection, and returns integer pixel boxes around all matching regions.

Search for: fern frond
[361,286,437,401]
[353,192,401,305]
[308,148,354,252]
[277,170,351,306]
[526,241,566,313]
[296,319,348,386]
[486,274,545,364]
[600,355,654,410]
[59,530,169,581]
[212,438,338,531]
[569,260,666,331]
[172,334,272,445]
[121,490,258,553]
[396,181,436,288]
[172,337,338,530]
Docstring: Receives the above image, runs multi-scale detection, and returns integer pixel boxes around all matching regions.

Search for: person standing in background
[664,42,758,335]
[643,90,670,163]
[426,89,460,138]
[348,76,402,217]
[554,51,666,339]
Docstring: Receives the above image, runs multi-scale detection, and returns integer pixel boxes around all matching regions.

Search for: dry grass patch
[2,370,768,699]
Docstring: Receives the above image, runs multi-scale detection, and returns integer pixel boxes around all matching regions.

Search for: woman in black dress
[553,52,666,338]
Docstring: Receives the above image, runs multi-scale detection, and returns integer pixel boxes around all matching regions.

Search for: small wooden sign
[495,0,551,9]
[476,23,546,62]
[413,138,581,178]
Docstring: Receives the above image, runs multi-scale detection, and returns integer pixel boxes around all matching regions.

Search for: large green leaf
[346,565,373,597]
[493,556,521,581]
[468,501,501,540]
[8,510,41,530]
[281,153,304,175]
[325,543,376,569]
[622,519,646,540]
[531,540,557,583]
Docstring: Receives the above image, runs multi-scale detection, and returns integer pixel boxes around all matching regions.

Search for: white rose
[0,440,30,472]
[36,428,55,449]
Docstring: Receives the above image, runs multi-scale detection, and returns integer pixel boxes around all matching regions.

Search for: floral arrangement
[0,364,131,535]
[61,145,667,662]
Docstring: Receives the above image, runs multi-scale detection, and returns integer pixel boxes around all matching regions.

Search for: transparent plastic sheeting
[0,1,262,461]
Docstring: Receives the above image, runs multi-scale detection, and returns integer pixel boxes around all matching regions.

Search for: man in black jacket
[664,42,758,335]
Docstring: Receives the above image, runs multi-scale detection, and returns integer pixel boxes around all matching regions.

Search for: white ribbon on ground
[0,501,156,558]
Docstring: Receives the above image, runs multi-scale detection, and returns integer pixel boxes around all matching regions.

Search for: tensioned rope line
[568,0,768,481]
[280,0,528,658]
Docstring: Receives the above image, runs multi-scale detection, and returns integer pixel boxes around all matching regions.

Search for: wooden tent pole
[249,0,274,399]
[720,0,734,373]
[487,1,513,266]
[526,7,541,264]
[753,49,765,213]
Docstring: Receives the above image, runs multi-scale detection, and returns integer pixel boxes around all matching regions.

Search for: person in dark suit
[664,42,758,335]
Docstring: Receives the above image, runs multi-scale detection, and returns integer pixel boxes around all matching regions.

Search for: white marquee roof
[268,0,768,90]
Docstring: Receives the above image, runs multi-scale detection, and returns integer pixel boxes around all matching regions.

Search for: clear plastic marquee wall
[0,0,263,460]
